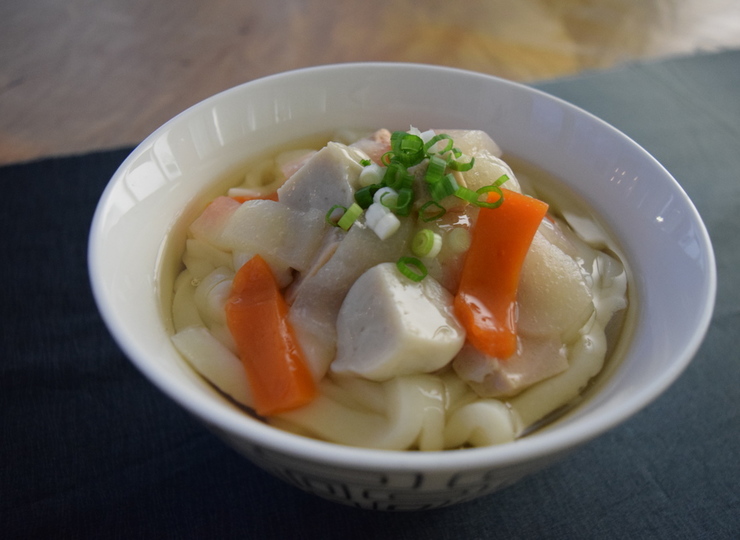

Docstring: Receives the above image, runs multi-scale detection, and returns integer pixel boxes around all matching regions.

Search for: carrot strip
[225,255,316,416]
[454,188,549,359]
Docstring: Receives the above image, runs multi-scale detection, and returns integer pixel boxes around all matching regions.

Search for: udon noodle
[169,128,629,451]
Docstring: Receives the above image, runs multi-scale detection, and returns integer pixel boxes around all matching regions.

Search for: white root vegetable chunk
[332,262,466,381]
[171,326,253,408]
[277,142,364,211]
[219,199,327,273]
[434,129,521,193]
[452,229,596,399]
[188,196,241,250]
[288,219,413,380]
[435,129,503,158]
[517,231,595,341]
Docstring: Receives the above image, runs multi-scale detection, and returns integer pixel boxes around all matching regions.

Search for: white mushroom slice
[277,142,365,211]
[517,231,594,342]
[332,262,465,381]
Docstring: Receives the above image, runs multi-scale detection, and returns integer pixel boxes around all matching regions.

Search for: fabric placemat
[2,50,738,539]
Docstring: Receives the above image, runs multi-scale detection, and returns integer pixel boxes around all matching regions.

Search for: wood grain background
[2,0,739,164]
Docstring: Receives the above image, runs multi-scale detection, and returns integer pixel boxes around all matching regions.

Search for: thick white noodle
[168,130,630,450]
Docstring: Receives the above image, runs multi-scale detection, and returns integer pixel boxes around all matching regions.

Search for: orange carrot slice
[225,255,316,416]
[454,188,549,359]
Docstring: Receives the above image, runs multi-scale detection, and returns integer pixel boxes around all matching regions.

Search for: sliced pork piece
[349,128,392,165]
[275,149,317,179]
[453,337,569,398]
[332,263,465,381]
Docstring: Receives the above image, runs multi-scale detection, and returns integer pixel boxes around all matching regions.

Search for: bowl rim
[89,61,717,472]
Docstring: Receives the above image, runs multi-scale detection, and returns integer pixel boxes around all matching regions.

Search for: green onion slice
[359,159,372,167]
[325,204,347,227]
[456,183,506,209]
[337,202,363,231]
[475,185,505,209]
[455,186,479,204]
[390,132,425,167]
[394,187,415,216]
[379,187,413,216]
[448,155,475,172]
[492,173,510,187]
[419,200,446,222]
[423,134,454,155]
[411,229,442,258]
[383,162,414,191]
[355,184,380,209]
[396,256,427,282]
[430,173,459,201]
[425,154,447,184]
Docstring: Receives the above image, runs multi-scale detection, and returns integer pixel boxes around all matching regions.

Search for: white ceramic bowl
[89,63,715,510]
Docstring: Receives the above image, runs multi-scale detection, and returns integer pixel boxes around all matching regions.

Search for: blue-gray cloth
[2,51,738,539]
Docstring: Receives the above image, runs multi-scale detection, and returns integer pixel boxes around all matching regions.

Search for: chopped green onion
[380,152,393,166]
[383,162,414,191]
[419,200,447,222]
[455,186,478,204]
[493,173,510,187]
[355,184,380,209]
[429,173,459,201]
[337,202,363,230]
[359,159,372,167]
[425,154,447,184]
[374,186,398,205]
[475,185,505,209]
[423,134,454,155]
[412,229,442,259]
[390,132,425,167]
[325,204,347,227]
[359,163,384,187]
[382,187,413,217]
[396,256,427,282]
[456,183,506,208]
[366,203,401,240]
[448,155,475,172]
[448,227,472,253]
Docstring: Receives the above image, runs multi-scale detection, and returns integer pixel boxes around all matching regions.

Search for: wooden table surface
[2,0,739,165]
